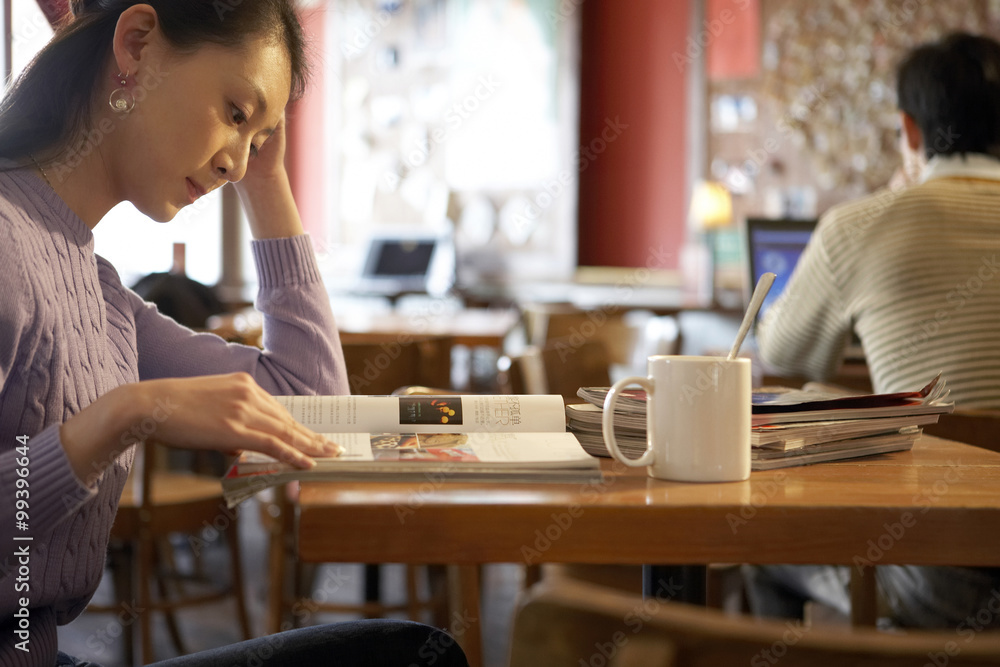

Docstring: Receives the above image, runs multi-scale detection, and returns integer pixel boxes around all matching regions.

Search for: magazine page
[276,394,567,434]
[578,373,951,418]
[236,431,598,471]
[751,413,945,449]
[751,373,946,414]
[750,431,918,470]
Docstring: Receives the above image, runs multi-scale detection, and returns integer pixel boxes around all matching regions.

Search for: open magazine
[222,394,602,507]
[569,375,954,470]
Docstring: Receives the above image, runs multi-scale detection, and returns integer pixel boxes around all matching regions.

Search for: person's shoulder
[95,254,121,282]
[95,254,131,301]
[96,255,149,318]
[0,191,32,331]
[822,186,903,225]
[812,186,904,246]
[0,169,57,248]
[0,176,34,276]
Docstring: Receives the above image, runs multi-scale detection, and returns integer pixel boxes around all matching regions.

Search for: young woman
[0,1,468,665]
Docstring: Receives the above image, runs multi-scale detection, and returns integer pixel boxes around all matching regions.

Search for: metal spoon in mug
[727,272,776,361]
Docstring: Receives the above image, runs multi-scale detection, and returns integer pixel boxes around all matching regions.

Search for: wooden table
[334,308,520,349]
[297,437,1000,665]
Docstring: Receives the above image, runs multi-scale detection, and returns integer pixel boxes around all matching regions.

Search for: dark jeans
[57,620,468,667]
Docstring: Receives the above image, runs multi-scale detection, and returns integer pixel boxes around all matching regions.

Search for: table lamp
[688,180,733,306]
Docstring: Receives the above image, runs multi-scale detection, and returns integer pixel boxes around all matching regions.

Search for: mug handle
[602,376,656,467]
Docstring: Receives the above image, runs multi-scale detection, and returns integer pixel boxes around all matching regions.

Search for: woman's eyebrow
[241,76,269,115]
[240,77,277,136]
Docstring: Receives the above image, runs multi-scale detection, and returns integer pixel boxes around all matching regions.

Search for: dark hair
[0,0,308,164]
[896,32,1000,159]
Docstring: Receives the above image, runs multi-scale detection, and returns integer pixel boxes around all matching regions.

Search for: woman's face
[116,33,291,222]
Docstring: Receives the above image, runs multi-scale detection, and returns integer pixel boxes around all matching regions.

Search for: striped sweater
[758,154,1000,409]
[0,168,348,666]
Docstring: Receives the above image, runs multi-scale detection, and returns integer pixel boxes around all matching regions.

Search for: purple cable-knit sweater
[0,169,348,666]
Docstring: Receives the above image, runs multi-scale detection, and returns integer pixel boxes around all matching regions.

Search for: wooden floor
[58,497,524,667]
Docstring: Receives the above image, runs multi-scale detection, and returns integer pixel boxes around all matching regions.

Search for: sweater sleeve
[126,234,348,395]
[756,212,853,381]
[0,239,96,548]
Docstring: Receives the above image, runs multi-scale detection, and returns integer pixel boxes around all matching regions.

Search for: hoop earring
[109,70,135,114]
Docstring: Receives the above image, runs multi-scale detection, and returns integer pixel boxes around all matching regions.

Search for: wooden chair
[88,445,251,665]
[520,303,641,369]
[262,334,455,633]
[498,338,612,403]
[339,332,454,395]
[508,577,1000,667]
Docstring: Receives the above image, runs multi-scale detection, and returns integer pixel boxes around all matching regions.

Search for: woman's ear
[111,4,161,77]
[900,112,923,153]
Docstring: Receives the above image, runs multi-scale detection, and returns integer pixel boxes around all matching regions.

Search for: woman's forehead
[186,37,292,101]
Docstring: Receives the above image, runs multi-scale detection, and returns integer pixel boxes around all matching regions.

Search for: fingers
[234,428,317,470]
[143,374,342,469]
[222,380,336,468]
[250,392,342,460]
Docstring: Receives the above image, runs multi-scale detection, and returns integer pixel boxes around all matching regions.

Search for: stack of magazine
[566,374,954,470]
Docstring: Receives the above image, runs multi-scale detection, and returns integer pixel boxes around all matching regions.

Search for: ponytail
[0,5,118,163]
[0,0,308,166]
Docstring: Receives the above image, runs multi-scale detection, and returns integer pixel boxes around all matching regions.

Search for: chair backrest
[339,333,454,395]
[508,579,1000,667]
[498,338,611,403]
[521,303,640,367]
[922,409,1000,453]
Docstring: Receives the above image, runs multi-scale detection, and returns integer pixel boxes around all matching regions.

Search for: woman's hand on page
[61,373,337,483]
[132,373,337,465]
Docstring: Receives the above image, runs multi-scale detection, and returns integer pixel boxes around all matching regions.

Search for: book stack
[566,374,954,470]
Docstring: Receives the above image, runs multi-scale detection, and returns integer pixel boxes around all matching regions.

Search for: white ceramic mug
[602,355,751,482]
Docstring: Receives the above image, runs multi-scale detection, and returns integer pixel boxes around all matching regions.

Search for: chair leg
[426,565,450,629]
[108,542,136,667]
[137,530,156,665]
[225,516,253,639]
[448,565,483,667]
[154,539,187,656]
[405,566,422,621]
[850,566,879,626]
[266,488,295,634]
[523,565,542,588]
[363,564,381,619]
[295,562,320,626]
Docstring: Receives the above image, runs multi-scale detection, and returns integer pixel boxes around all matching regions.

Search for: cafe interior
[9,0,1000,664]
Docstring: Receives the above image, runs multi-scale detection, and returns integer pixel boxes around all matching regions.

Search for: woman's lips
[186,178,205,203]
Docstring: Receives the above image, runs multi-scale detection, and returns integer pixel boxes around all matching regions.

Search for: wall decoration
[759,0,999,192]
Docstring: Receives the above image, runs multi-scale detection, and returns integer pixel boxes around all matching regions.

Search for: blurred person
[746,32,1000,629]
[0,1,468,665]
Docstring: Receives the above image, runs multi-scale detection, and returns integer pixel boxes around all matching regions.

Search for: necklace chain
[28,153,54,190]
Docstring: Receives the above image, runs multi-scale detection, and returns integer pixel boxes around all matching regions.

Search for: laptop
[354,231,455,298]
[743,217,865,360]
[744,217,817,322]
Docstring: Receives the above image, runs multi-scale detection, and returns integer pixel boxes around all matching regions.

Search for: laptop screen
[367,239,436,279]
[744,218,818,321]
[356,234,454,297]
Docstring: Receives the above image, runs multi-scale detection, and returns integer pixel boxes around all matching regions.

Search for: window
[323,0,580,289]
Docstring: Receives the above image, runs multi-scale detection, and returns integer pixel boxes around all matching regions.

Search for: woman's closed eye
[230,104,260,158]
[230,103,249,125]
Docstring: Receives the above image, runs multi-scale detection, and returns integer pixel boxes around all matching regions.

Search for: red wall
[286,7,327,246]
[577,0,691,270]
